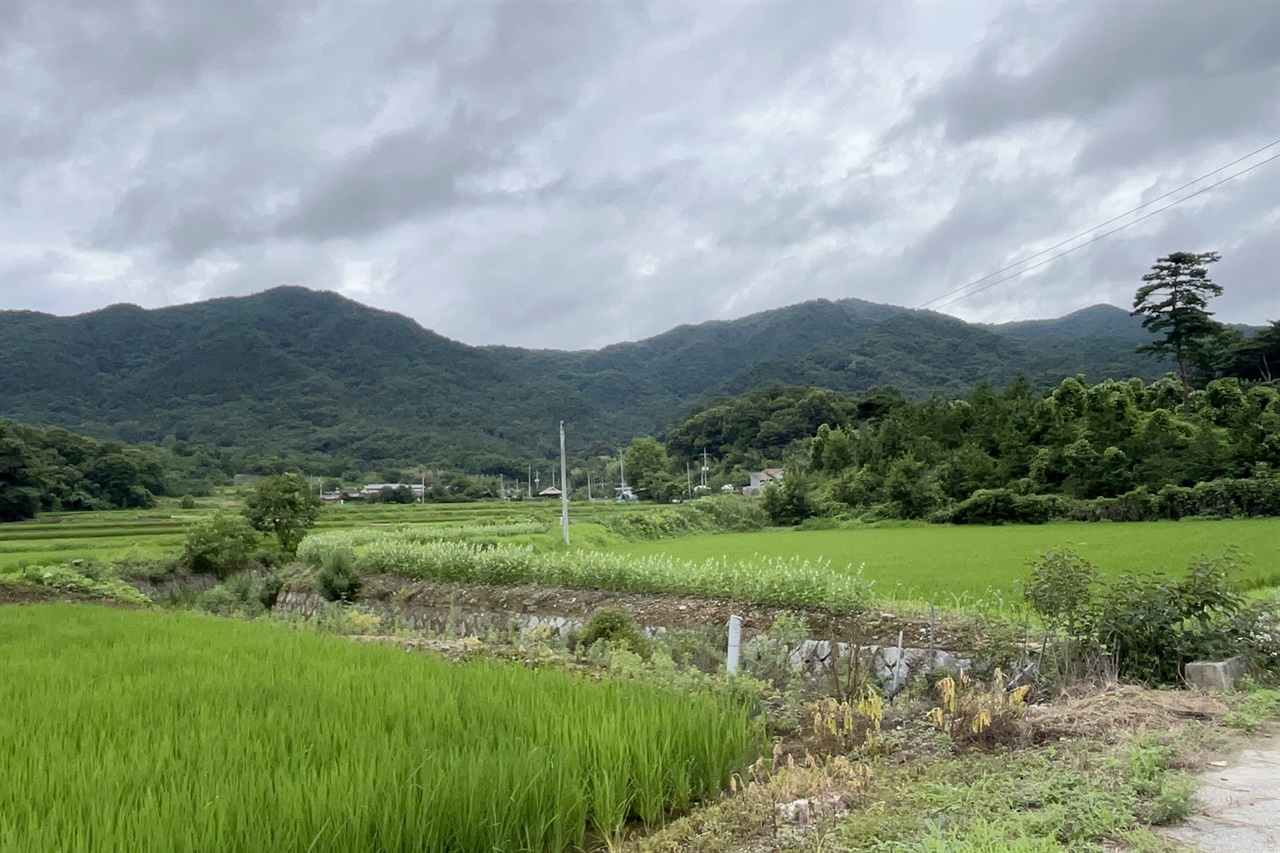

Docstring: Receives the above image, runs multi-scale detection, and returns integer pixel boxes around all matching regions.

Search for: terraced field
[0,499,650,568]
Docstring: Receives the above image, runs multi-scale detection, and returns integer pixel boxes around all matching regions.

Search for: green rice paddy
[610,518,1280,603]
[0,605,758,852]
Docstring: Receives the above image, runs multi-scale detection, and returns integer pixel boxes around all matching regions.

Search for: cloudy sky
[1,0,1277,349]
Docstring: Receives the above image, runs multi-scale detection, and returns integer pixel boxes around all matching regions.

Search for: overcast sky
[1,0,1277,349]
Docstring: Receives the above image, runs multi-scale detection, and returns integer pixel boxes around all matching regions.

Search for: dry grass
[1027,683,1231,746]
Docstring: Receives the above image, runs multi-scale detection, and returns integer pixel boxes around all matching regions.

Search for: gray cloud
[1,0,1277,348]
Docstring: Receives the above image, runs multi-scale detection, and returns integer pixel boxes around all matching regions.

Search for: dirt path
[1165,728,1280,853]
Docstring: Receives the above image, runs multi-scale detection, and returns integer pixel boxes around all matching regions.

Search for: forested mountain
[490,299,1161,411]
[0,287,1227,474]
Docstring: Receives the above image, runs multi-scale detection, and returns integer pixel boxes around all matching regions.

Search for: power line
[922,151,1280,312]
[916,140,1280,310]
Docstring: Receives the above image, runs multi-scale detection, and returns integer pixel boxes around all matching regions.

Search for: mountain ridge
[1,287,1182,473]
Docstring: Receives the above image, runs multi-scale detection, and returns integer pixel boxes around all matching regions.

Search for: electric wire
[921,150,1280,312]
[915,140,1280,310]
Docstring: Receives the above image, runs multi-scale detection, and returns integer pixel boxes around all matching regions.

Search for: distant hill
[490,299,1160,415]
[0,288,1178,472]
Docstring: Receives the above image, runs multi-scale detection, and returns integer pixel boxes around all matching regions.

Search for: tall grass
[302,532,875,612]
[297,522,547,557]
[1,605,758,853]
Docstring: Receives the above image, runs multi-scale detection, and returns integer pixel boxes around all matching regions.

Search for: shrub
[761,473,816,526]
[179,494,196,509]
[1155,472,1280,520]
[947,490,1074,525]
[1024,550,1097,638]
[1020,548,1278,685]
[196,573,265,618]
[946,489,1022,524]
[580,607,651,659]
[316,546,362,602]
[602,496,767,539]
[2,562,149,604]
[1025,550,1099,681]
[928,669,1029,748]
[258,569,285,610]
[182,513,260,580]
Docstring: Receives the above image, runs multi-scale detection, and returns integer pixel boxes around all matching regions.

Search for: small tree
[182,512,261,579]
[242,473,319,553]
[1132,251,1224,410]
[1025,549,1098,680]
[624,437,681,502]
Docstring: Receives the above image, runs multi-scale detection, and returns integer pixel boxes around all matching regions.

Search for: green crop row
[305,534,874,612]
[1,605,758,852]
[297,521,548,557]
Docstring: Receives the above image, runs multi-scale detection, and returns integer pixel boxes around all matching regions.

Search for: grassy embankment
[0,604,758,853]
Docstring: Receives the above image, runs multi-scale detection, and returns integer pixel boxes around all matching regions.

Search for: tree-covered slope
[0,288,600,472]
[1,288,1180,472]
[490,299,1162,409]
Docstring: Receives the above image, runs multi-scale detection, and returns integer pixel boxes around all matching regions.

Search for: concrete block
[1185,656,1246,692]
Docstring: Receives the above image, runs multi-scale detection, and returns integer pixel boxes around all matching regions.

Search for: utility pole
[527,464,532,499]
[701,448,709,490]
[559,421,570,544]
[618,450,626,495]
[587,471,593,501]
[686,462,692,499]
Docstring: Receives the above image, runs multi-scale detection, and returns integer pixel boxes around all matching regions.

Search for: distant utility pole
[528,464,532,499]
[618,450,626,494]
[559,421,570,544]
[686,462,692,498]
[701,448,709,490]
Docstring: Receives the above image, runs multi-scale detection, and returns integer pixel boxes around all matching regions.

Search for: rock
[775,792,847,825]
[1185,656,1246,692]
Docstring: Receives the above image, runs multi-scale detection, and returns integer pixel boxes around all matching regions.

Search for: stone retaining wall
[274,590,968,686]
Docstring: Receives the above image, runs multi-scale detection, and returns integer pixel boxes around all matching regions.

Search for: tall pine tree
[1132,251,1224,410]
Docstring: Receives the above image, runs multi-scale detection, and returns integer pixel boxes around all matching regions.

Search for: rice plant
[0,604,759,853]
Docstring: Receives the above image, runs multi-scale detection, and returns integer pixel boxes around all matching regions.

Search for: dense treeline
[0,420,234,521]
[798,375,1279,524]
[643,374,1280,524]
[1,420,166,520]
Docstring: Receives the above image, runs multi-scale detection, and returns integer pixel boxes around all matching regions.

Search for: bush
[580,607,651,659]
[1097,554,1254,684]
[2,562,150,604]
[1022,548,1278,685]
[945,490,1074,525]
[1156,472,1280,520]
[602,496,767,539]
[196,573,265,618]
[1025,550,1099,681]
[182,513,260,580]
[179,494,196,509]
[316,546,362,602]
[259,569,285,610]
[761,473,816,526]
